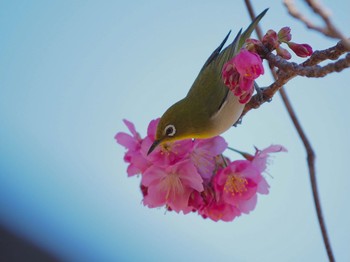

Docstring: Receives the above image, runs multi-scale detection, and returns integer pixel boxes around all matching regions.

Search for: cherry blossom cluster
[115,118,286,222]
[222,27,313,104]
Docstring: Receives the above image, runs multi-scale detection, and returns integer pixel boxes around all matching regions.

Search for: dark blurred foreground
[0,224,60,262]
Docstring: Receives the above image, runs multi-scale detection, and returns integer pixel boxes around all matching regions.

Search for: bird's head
[147,99,196,155]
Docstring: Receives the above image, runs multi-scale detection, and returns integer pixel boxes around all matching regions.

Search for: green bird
[148,9,267,155]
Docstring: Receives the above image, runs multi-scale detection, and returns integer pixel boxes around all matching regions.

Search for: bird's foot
[233,117,242,127]
[254,82,264,102]
[254,83,273,103]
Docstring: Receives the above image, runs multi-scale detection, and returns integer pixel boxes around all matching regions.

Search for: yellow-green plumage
[148,9,268,154]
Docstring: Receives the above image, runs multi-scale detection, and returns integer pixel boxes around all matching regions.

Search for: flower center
[224,174,248,196]
[160,143,173,156]
[160,173,184,200]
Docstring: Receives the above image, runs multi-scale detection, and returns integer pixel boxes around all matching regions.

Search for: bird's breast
[209,91,245,136]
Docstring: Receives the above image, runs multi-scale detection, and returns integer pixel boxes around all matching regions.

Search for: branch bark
[242,39,350,117]
[284,0,350,48]
[243,1,336,261]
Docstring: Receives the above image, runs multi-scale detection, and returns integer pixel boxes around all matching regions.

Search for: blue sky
[0,1,349,261]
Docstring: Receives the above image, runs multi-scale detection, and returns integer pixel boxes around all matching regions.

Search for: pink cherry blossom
[141,120,193,167]
[233,49,264,82]
[188,185,215,213]
[115,119,141,151]
[222,49,264,104]
[115,119,149,176]
[116,118,287,222]
[140,118,192,166]
[201,198,241,222]
[142,160,204,213]
[222,63,241,96]
[214,160,262,214]
[189,184,241,222]
[251,144,287,173]
[250,144,287,194]
[190,136,227,181]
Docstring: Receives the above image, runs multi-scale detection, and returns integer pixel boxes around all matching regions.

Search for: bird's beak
[147,139,162,155]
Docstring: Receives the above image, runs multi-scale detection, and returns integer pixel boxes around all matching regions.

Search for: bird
[148,9,268,155]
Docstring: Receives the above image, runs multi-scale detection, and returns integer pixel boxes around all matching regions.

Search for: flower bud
[245,38,262,53]
[278,27,292,43]
[276,46,292,60]
[287,42,313,57]
[262,29,279,50]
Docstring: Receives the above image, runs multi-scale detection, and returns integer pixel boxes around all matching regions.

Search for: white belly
[209,91,245,136]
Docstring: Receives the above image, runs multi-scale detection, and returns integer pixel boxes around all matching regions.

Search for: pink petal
[167,188,193,213]
[238,88,254,104]
[128,152,149,175]
[176,161,204,192]
[194,136,227,156]
[115,132,139,151]
[233,49,264,79]
[239,77,254,91]
[127,164,141,177]
[142,166,166,187]
[147,118,160,138]
[122,119,138,137]
[263,144,288,154]
[252,144,287,172]
[143,185,166,208]
[257,176,270,194]
[238,194,257,214]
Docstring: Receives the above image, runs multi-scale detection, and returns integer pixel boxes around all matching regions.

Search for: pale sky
[0,1,349,261]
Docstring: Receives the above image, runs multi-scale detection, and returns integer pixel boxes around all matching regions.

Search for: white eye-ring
[164,124,176,137]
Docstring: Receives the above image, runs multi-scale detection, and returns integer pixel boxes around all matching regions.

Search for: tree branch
[243,1,335,261]
[266,51,350,78]
[284,0,350,48]
[242,39,350,116]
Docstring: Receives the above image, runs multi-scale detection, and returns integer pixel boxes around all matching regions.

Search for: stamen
[224,174,248,196]
[160,173,184,201]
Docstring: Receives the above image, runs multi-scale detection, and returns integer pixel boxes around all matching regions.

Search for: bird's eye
[164,124,176,137]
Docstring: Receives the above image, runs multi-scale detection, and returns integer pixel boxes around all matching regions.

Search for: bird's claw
[233,117,242,127]
[254,82,264,103]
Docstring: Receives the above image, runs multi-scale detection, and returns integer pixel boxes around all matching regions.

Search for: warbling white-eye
[148,9,268,155]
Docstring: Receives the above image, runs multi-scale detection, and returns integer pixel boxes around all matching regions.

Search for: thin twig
[242,39,350,117]
[284,0,350,48]
[243,1,335,261]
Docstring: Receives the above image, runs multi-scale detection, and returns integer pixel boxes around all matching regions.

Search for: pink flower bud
[276,46,292,60]
[262,29,279,50]
[278,27,292,43]
[287,42,313,57]
[222,49,264,104]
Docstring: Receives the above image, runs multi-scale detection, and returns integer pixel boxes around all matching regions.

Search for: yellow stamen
[160,173,184,200]
[224,174,248,196]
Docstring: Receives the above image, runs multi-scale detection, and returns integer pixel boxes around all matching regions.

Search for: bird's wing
[186,30,242,118]
[198,30,231,74]
[186,8,268,118]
